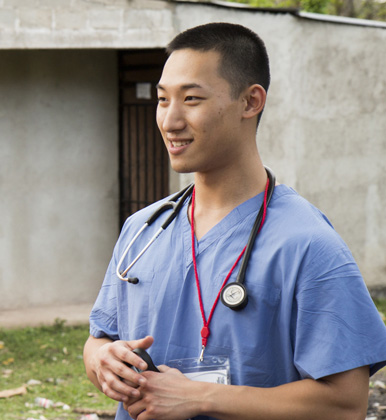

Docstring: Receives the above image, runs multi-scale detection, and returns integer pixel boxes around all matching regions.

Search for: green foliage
[225,0,386,21]
[301,0,329,13]
[373,299,386,319]
[1,303,385,419]
[357,0,386,21]
[0,323,116,420]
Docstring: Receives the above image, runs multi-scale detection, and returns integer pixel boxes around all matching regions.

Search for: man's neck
[190,161,267,241]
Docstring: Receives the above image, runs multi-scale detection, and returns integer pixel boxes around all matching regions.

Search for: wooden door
[119,49,169,227]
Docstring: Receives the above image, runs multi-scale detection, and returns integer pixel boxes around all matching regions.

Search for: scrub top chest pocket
[213,282,281,360]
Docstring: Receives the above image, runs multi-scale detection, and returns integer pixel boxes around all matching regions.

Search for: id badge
[168,356,231,385]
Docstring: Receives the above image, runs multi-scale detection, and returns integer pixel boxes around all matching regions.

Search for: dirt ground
[367,368,386,419]
[2,305,385,419]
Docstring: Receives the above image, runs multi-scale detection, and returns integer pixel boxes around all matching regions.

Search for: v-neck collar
[181,190,266,264]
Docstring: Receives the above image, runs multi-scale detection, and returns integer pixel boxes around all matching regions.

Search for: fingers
[156,364,170,373]
[124,368,191,420]
[97,351,140,402]
[94,337,155,403]
[126,397,148,420]
[121,336,155,372]
[100,370,137,402]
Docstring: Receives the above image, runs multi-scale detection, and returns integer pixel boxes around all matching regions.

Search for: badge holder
[168,356,231,385]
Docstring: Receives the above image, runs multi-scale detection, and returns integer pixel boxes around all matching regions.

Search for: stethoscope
[116,167,276,310]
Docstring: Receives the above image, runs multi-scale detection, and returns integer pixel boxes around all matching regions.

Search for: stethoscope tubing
[116,224,162,279]
[116,167,275,290]
[116,183,194,282]
[236,167,276,284]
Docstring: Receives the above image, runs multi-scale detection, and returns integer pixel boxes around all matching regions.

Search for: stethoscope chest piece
[219,166,275,310]
[117,167,275,313]
[220,282,248,310]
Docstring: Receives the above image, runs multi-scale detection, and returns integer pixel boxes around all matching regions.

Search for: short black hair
[166,22,270,100]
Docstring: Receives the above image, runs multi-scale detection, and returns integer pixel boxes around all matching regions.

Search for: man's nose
[158,102,186,133]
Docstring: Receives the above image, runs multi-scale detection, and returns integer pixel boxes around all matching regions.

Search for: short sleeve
[88,203,165,342]
[89,251,120,341]
[293,237,386,380]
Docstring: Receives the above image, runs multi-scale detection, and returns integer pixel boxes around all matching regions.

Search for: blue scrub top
[90,185,386,420]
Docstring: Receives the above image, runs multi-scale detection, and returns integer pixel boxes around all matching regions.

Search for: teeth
[171,140,191,147]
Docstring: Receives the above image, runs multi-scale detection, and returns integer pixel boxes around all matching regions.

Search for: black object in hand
[126,348,160,373]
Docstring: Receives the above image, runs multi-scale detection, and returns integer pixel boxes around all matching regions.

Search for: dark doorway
[119,49,169,227]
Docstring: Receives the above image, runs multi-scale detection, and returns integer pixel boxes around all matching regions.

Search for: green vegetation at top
[225,0,386,22]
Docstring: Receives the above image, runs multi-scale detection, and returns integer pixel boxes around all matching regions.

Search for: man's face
[156,49,245,175]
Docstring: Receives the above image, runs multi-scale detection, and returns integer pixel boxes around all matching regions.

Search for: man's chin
[170,164,195,174]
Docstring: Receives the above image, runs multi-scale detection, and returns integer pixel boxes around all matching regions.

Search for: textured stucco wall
[256,18,386,290]
[0,50,119,309]
[170,4,386,289]
[0,1,385,311]
[0,0,175,49]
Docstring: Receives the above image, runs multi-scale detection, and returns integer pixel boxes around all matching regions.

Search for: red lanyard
[190,179,270,361]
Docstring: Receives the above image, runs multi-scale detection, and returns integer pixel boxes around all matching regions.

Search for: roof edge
[169,0,386,28]
[168,0,298,14]
[296,10,386,29]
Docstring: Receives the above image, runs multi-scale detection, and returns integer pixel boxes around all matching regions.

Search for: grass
[0,319,117,420]
[373,299,386,319]
[1,300,386,420]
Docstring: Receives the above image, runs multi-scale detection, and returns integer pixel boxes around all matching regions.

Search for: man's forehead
[167,47,221,62]
[158,49,223,89]
[156,82,203,91]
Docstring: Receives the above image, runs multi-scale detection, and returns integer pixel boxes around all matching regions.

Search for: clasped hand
[93,336,197,420]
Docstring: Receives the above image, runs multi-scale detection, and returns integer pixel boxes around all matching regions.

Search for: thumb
[127,335,154,351]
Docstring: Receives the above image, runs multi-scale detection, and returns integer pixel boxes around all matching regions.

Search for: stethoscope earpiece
[127,277,139,284]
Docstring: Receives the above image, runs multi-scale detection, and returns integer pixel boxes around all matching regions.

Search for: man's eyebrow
[156,83,203,91]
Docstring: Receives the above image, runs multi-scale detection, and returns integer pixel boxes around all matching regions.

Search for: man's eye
[157,97,167,103]
[185,96,200,102]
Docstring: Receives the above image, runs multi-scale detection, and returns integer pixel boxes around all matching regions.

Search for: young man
[84,23,386,420]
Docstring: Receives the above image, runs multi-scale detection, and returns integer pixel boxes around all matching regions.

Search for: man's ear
[242,84,266,119]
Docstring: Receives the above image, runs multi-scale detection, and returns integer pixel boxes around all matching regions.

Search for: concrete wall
[259,17,386,291]
[171,4,386,290]
[0,50,119,309]
[0,0,385,312]
[0,0,175,49]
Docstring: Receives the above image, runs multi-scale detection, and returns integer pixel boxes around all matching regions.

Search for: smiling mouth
[170,140,192,148]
